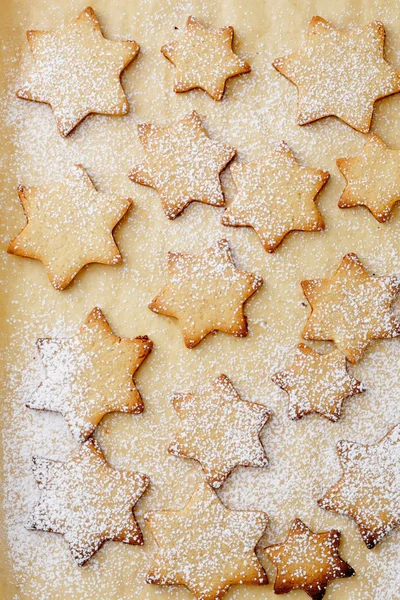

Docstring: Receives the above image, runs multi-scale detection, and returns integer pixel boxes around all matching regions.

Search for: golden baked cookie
[129,110,235,219]
[273,16,399,133]
[145,481,268,600]
[222,141,329,252]
[169,374,270,488]
[149,239,263,348]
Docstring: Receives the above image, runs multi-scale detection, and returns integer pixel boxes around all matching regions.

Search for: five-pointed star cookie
[129,111,236,219]
[27,438,149,565]
[27,307,152,443]
[145,481,268,600]
[221,141,329,252]
[168,374,270,488]
[301,253,400,363]
[318,424,400,549]
[264,519,354,600]
[149,239,263,348]
[17,7,139,136]
[337,134,400,222]
[273,17,399,133]
[8,164,132,290]
[272,344,365,422]
[161,16,251,101]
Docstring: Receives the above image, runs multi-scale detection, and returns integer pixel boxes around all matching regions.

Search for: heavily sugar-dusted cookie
[264,519,354,600]
[301,253,400,363]
[27,439,149,565]
[318,424,400,549]
[272,344,365,422]
[145,481,268,600]
[149,239,263,348]
[161,16,251,101]
[273,17,399,133]
[168,374,270,488]
[221,141,329,252]
[27,307,152,443]
[129,111,235,219]
[8,165,132,290]
[17,7,139,136]
[337,134,400,222]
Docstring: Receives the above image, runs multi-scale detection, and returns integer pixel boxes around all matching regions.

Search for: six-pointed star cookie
[27,307,152,443]
[168,374,270,488]
[222,141,329,252]
[129,111,235,219]
[27,438,149,565]
[17,7,139,136]
[8,164,132,290]
[301,253,400,363]
[149,239,263,348]
[161,16,251,100]
[272,344,365,421]
[145,481,268,600]
[337,134,400,222]
[273,16,399,132]
[264,519,354,600]
[318,424,400,549]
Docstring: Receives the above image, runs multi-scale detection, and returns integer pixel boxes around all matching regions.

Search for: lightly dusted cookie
[168,374,270,488]
[301,253,400,363]
[8,165,132,290]
[318,424,400,549]
[149,239,263,348]
[273,16,399,133]
[27,307,152,443]
[27,438,149,565]
[145,481,268,600]
[129,110,235,219]
[161,16,251,100]
[222,141,329,252]
[264,519,354,600]
[17,7,139,136]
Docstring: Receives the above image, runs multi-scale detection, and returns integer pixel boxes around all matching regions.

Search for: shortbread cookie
[145,481,268,600]
[27,307,152,443]
[169,374,270,488]
[27,439,149,565]
[264,519,354,600]
[8,165,132,290]
[337,134,400,222]
[149,239,263,348]
[318,424,400,549]
[17,7,139,136]
[273,17,399,133]
[301,253,400,363]
[129,111,235,219]
[272,344,365,421]
[161,16,251,101]
[222,141,329,252]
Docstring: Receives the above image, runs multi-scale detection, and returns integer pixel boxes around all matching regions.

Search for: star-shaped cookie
[17,7,139,136]
[272,344,365,421]
[27,438,149,565]
[129,111,235,219]
[149,239,263,348]
[318,424,400,549]
[145,481,268,600]
[337,134,400,222]
[221,142,329,252]
[8,165,132,290]
[273,17,399,133]
[301,253,400,363]
[27,307,152,443]
[168,374,270,488]
[161,16,251,101]
[264,519,354,600]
